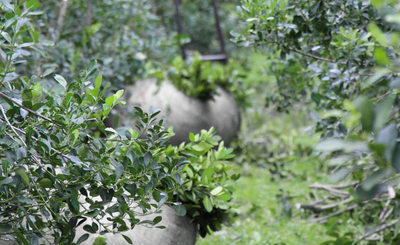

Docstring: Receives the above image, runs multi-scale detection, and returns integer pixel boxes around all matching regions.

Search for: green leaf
[355,183,385,201]
[153,216,162,225]
[368,23,387,47]
[354,96,374,132]
[92,237,107,245]
[189,132,195,142]
[54,74,67,89]
[202,166,214,184]
[374,94,394,133]
[68,196,80,214]
[361,169,391,191]
[371,0,384,8]
[329,167,352,182]
[83,224,96,234]
[122,235,133,244]
[26,0,40,11]
[15,168,29,186]
[210,186,224,196]
[77,234,89,245]
[173,204,187,216]
[14,228,29,245]
[376,123,398,162]
[203,196,213,212]
[386,14,400,24]
[374,47,390,65]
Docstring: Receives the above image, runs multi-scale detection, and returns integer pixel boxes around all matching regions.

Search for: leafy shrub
[167,128,239,237]
[0,1,239,243]
[237,0,400,242]
[148,53,250,107]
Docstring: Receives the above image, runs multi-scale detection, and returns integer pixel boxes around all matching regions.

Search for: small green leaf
[376,123,398,162]
[374,47,390,65]
[189,132,195,142]
[210,186,224,196]
[83,224,95,234]
[354,96,374,132]
[54,74,67,89]
[153,216,162,225]
[361,169,391,191]
[68,196,80,214]
[374,94,394,133]
[122,235,133,244]
[14,228,29,245]
[368,23,387,47]
[15,168,29,186]
[203,196,213,212]
[93,237,107,245]
[77,234,89,245]
[173,204,187,216]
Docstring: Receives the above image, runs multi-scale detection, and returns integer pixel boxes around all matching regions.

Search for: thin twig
[379,199,391,222]
[311,204,358,223]
[0,91,62,126]
[310,182,358,189]
[299,198,353,212]
[309,183,350,197]
[0,117,74,164]
[0,104,27,147]
[258,40,338,63]
[358,218,400,241]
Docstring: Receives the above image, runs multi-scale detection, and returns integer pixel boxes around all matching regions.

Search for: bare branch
[55,0,69,41]
[311,204,358,223]
[309,183,351,197]
[298,198,353,212]
[358,218,400,241]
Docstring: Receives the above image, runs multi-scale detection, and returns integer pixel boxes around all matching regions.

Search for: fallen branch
[358,218,400,241]
[298,198,353,212]
[309,183,351,197]
[311,204,358,223]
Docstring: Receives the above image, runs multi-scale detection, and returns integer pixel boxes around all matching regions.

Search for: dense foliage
[148,53,249,107]
[237,0,400,242]
[0,1,238,244]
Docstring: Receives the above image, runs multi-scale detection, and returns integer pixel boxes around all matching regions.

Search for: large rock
[74,205,197,245]
[0,204,197,245]
[108,78,241,145]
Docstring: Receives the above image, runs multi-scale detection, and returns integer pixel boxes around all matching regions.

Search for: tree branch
[0,91,62,126]
[311,204,358,223]
[358,218,400,241]
[54,0,69,41]
[0,104,27,147]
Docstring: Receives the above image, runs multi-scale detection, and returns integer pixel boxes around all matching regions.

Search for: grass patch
[197,106,342,245]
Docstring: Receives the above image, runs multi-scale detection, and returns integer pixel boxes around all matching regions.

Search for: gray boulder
[0,204,197,245]
[74,204,197,245]
[107,78,241,145]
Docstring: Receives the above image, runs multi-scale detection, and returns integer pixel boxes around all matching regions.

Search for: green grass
[197,106,336,245]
